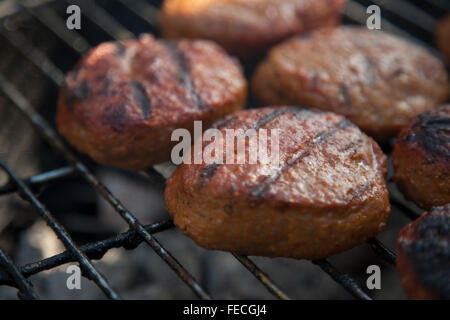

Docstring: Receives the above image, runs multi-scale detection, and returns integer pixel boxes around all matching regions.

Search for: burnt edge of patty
[402,205,450,299]
[403,106,450,158]
[419,112,450,158]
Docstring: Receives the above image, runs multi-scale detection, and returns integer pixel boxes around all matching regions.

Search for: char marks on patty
[130,80,152,119]
[249,119,353,200]
[402,205,450,299]
[164,40,206,111]
[418,107,450,158]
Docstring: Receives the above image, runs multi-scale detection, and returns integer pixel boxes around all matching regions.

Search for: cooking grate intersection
[0,0,446,300]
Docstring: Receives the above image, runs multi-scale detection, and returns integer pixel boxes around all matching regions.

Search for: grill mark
[419,112,450,158]
[200,163,219,185]
[251,107,305,130]
[363,54,376,86]
[338,140,360,153]
[198,108,294,185]
[130,80,151,119]
[404,206,450,299]
[214,115,239,130]
[103,103,129,132]
[336,128,365,153]
[249,120,353,199]
[164,41,206,110]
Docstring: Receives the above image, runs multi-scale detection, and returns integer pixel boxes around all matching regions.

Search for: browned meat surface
[397,204,450,300]
[436,13,450,62]
[165,106,391,259]
[57,34,247,170]
[393,105,450,210]
[252,27,449,141]
[159,0,347,59]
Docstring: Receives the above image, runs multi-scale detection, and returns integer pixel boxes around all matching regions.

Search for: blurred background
[0,0,448,299]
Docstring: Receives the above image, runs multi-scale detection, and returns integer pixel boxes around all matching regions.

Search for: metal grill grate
[0,0,446,300]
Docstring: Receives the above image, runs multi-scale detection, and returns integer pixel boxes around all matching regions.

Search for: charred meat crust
[164,40,207,110]
[393,105,450,209]
[129,80,152,119]
[56,34,247,170]
[397,205,450,299]
[418,108,450,158]
[402,105,450,157]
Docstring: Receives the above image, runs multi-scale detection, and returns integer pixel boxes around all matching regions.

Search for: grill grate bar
[368,0,437,34]
[0,0,54,19]
[20,2,90,54]
[390,196,422,220]
[0,247,40,299]
[232,254,291,300]
[65,0,134,41]
[0,160,120,299]
[0,74,211,300]
[7,165,388,301]
[0,166,399,266]
[367,238,396,265]
[388,182,422,220]
[117,0,159,27]
[0,27,65,86]
[312,259,372,300]
[0,166,75,196]
[422,0,450,11]
[0,220,174,287]
[345,0,442,58]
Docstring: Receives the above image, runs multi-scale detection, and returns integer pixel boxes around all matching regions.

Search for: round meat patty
[165,106,391,259]
[57,34,247,170]
[252,27,449,141]
[159,0,348,59]
[397,204,450,300]
[392,105,450,210]
[436,13,450,62]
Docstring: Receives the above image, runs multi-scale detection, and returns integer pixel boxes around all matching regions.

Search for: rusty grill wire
[0,0,446,300]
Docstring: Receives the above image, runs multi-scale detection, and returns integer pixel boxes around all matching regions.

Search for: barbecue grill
[0,0,447,300]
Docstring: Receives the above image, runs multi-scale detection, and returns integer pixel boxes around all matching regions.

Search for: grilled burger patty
[252,27,449,141]
[393,105,450,210]
[397,204,450,300]
[159,0,347,59]
[165,107,391,259]
[57,34,247,170]
[436,13,450,62]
